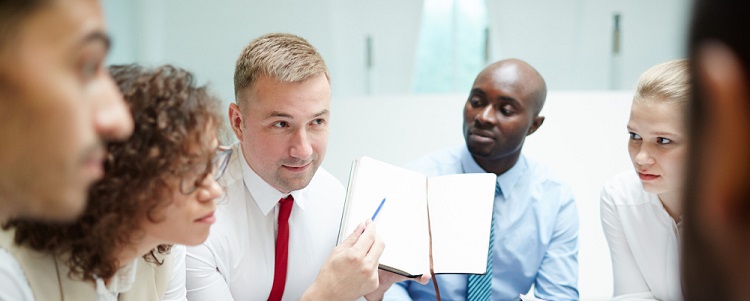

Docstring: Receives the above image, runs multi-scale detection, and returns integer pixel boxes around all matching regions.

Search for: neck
[472,152,520,176]
[657,191,683,222]
[112,235,160,282]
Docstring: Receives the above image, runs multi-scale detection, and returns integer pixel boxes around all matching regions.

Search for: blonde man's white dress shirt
[600,171,683,301]
[185,142,345,301]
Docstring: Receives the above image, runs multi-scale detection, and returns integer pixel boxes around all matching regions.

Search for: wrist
[303,281,344,301]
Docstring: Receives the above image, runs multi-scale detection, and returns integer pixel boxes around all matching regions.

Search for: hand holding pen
[363,197,386,233]
[371,197,386,221]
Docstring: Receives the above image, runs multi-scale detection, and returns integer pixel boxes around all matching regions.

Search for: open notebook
[337,156,496,277]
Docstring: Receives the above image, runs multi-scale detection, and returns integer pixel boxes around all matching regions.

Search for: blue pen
[371,197,387,221]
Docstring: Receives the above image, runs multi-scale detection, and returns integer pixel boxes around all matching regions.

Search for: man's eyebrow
[312,109,330,118]
[268,111,293,119]
[498,95,520,106]
[80,31,111,51]
[265,109,329,120]
[652,131,680,137]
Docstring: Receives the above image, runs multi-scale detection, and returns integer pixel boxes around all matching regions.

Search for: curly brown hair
[3,64,223,281]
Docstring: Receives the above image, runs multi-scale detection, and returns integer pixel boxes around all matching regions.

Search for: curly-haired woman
[0,64,230,300]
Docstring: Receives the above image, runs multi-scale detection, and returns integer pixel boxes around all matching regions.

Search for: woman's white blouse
[600,171,683,301]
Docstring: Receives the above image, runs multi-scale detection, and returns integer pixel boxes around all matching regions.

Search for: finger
[413,273,431,285]
[364,231,385,263]
[351,220,377,256]
[339,223,365,247]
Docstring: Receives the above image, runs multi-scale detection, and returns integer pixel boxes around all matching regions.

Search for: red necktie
[268,195,294,301]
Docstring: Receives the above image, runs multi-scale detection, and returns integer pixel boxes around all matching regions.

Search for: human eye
[468,95,483,107]
[271,121,288,128]
[78,45,106,83]
[311,118,326,126]
[657,137,672,145]
[500,104,514,116]
[78,57,104,84]
[82,61,100,80]
[629,132,642,140]
[179,162,208,194]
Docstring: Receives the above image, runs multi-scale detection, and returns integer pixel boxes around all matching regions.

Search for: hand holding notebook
[337,156,496,277]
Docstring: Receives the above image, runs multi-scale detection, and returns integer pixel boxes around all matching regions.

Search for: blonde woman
[600,59,688,301]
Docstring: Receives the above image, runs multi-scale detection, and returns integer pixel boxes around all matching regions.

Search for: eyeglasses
[179,145,233,194]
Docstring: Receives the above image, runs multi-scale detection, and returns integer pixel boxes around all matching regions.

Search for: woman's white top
[600,171,683,301]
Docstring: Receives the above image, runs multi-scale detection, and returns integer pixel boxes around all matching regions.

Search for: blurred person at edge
[682,0,750,300]
[0,0,132,300]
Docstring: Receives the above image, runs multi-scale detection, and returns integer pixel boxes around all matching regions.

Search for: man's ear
[697,43,750,224]
[228,102,244,140]
[527,115,545,136]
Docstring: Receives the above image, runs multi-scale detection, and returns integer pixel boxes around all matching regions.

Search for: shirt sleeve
[600,184,657,300]
[0,248,35,301]
[533,186,580,301]
[162,245,187,301]
[185,244,235,301]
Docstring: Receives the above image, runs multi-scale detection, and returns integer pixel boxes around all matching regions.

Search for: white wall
[101,0,138,65]
[102,1,690,98]
[102,0,424,102]
[325,91,634,300]
[329,0,424,96]
[487,0,691,90]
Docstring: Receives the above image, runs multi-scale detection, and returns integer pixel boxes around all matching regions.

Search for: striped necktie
[466,182,499,301]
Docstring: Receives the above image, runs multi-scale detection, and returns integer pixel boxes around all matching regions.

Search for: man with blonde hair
[186,33,426,301]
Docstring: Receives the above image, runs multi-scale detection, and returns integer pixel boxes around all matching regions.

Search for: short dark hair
[0,0,51,51]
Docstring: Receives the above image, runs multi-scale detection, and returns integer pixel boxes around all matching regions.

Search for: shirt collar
[238,145,308,216]
[94,258,137,300]
[459,145,528,199]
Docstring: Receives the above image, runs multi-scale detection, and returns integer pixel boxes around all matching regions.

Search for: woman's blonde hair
[634,59,690,105]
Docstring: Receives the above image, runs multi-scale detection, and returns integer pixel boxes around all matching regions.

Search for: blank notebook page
[427,173,495,274]
[341,157,431,276]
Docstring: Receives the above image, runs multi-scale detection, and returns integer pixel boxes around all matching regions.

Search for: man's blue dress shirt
[384,145,579,301]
